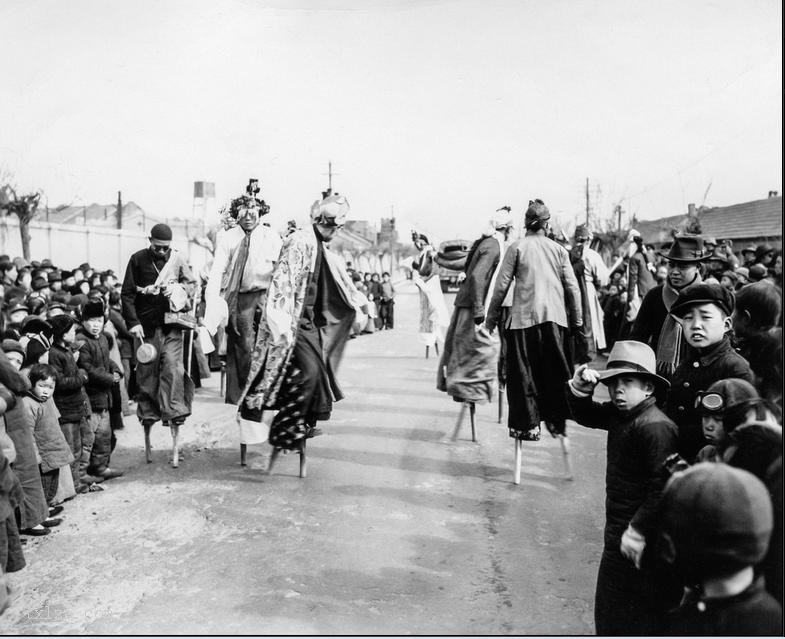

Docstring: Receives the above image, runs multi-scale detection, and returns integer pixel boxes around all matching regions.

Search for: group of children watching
[567,275,782,634]
[0,296,125,608]
[348,270,396,334]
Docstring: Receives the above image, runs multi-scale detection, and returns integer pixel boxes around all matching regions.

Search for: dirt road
[3,285,606,634]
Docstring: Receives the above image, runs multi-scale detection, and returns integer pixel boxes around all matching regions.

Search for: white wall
[0,217,211,274]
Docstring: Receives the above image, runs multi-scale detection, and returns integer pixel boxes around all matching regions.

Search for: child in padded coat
[566,340,678,636]
[665,283,754,462]
[77,300,123,481]
[26,364,73,514]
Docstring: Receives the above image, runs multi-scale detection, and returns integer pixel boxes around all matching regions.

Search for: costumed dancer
[121,223,197,467]
[437,208,514,441]
[203,179,282,466]
[569,224,610,360]
[237,191,366,477]
[411,231,449,358]
[485,199,586,483]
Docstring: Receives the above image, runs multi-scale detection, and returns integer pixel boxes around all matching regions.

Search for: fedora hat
[657,235,710,263]
[597,340,670,389]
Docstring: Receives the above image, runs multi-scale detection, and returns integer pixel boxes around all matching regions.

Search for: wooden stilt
[240,443,247,467]
[497,388,504,424]
[267,447,281,475]
[469,402,477,442]
[559,435,573,480]
[219,361,226,397]
[171,423,180,468]
[513,439,522,485]
[451,403,468,441]
[425,345,430,359]
[434,342,439,357]
[299,439,307,479]
[144,422,153,464]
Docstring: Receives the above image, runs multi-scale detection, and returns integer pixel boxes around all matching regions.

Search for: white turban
[310,193,350,225]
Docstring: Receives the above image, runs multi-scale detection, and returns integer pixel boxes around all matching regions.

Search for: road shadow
[331,483,499,516]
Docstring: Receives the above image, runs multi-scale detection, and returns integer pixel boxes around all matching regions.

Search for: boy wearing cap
[567,340,677,635]
[77,300,123,480]
[666,283,754,461]
[657,463,782,635]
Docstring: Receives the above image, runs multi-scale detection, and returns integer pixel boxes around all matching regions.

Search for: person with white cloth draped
[411,231,450,356]
[571,224,610,356]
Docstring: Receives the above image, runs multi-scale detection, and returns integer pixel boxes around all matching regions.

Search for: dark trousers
[60,419,87,487]
[39,467,59,506]
[225,290,264,405]
[379,300,395,329]
[136,326,195,424]
[85,410,112,474]
[595,548,659,635]
[506,323,573,437]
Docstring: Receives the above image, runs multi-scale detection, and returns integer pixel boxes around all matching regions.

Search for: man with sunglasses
[204,181,282,406]
[121,223,197,457]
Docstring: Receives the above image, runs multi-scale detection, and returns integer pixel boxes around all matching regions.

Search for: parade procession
[0,1,782,636]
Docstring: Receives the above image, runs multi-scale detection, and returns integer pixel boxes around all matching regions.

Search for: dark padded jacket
[566,392,677,548]
[453,235,501,320]
[48,343,91,424]
[76,329,121,412]
[666,335,754,461]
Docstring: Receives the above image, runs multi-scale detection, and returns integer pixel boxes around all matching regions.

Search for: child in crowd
[732,281,783,410]
[26,364,72,518]
[48,315,94,492]
[3,355,53,536]
[379,272,395,329]
[77,300,123,481]
[657,463,782,635]
[665,283,754,461]
[694,378,762,463]
[567,340,677,635]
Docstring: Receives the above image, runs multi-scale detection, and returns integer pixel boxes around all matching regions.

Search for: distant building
[634,193,782,249]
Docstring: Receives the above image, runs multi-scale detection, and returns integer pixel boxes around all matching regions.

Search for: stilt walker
[121,223,197,467]
[411,231,449,358]
[485,200,586,483]
[437,208,514,442]
[203,179,282,467]
[238,190,367,478]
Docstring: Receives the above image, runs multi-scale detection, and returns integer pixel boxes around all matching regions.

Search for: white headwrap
[485,206,514,236]
[310,193,350,225]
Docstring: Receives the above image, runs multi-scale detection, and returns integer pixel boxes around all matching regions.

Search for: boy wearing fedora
[629,234,708,379]
[567,340,677,635]
[665,283,754,461]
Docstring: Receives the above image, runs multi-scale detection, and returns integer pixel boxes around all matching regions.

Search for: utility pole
[615,204,622,231]
[585,177,590,226]
[323,160,341,192]
[117,190,123,229]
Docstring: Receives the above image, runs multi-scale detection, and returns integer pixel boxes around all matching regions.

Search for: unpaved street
[3,285,606,634]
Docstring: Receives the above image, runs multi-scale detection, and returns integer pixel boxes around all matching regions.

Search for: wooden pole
[469,402,476,442]
[559,435,573,480]
[513,439,522,485]
[117,190,123,229]
[585,177,590,226]
[451,403,467,441]
[299,439,307,478]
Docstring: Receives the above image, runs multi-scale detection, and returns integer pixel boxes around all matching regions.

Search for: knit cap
[660,463,773,574]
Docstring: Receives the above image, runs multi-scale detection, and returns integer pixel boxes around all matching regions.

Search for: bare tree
[0,183,42,260]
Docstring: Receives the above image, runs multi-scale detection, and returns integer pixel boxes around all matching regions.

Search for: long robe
[238,226,366,448]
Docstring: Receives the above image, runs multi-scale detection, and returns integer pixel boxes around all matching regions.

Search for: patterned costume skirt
[505,323,573,438]
[240,324,333,451]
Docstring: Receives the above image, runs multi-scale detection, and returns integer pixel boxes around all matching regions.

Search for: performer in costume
[238,191,366,463]
[411,231,449,356]
[204,179,282,407]
[569,224,610,360]
[121,224,197,465]
[485,199,585,442]
[437,208,513,404]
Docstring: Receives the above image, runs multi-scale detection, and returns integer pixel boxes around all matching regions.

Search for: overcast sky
[0,0,781,239]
